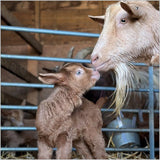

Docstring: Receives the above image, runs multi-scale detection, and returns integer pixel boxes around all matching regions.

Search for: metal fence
[1,25,159,159]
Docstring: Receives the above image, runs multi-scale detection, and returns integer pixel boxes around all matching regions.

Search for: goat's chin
[95,60,115,72]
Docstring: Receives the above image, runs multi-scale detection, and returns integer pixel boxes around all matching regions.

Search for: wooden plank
[27,59,39,105]
[1,45,37,55]
[1,58,40,83]
[1,91,33,106]
[35,1,40,41]
[1,4,42,54]
[40,9,100,31]
[26,1,40,106]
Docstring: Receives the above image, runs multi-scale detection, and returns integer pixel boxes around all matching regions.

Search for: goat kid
[36,63,107,159]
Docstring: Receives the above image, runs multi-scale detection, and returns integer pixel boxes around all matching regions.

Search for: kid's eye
[76,69,84,76]
[76,70,81,75]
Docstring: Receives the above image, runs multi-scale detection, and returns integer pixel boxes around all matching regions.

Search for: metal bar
[102,128,159,132]
[1,82,159,93]
[148,66,155,159]
[1,127,37,131]
[1,82,54,88]
[1,105,159,113]
[1,126,159,132]
[0,82,116,91]
[1,25,100,38]
[101,108,159,113]
[1,147,159,152]
[1,147,39,152]
[1,54,91,63]
[1,54,150,67]
[105,148,159,152]
[1,82,116,90]
[1,105,38,110]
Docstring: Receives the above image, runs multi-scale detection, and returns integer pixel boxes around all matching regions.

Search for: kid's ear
[38,73,65,84]
[88,15,105,25]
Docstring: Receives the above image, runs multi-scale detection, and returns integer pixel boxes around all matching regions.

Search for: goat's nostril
[92,55,99,63]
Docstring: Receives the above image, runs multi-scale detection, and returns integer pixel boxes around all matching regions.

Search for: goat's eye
[121,18,126,23]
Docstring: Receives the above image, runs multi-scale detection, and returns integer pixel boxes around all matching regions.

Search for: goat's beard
[112,63,134,115]
[111,62,159,116]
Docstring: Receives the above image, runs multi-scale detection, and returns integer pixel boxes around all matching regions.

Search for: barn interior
[1,1,159,159]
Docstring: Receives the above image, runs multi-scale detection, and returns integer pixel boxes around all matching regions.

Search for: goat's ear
[38,73,65,85]
[120,2,141,18]
[88,15,105,25]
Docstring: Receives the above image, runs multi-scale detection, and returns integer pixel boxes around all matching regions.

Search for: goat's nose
[91,55,99,65]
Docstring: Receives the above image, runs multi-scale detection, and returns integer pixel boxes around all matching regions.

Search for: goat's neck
[50,86,82,108]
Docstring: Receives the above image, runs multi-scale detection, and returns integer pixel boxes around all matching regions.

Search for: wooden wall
[2,1,159,46]
[2,1,117,45]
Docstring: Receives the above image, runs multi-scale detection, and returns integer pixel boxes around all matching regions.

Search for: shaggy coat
[36,63,107,159]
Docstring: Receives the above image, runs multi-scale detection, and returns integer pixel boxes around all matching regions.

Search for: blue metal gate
[1,25,159,159]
